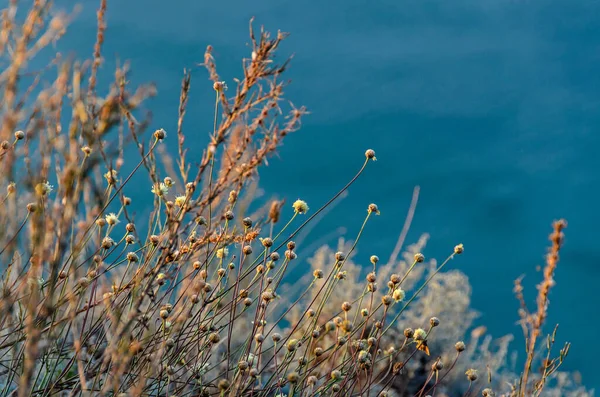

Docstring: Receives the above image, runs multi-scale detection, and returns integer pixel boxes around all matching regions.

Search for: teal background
[52,0,599,390]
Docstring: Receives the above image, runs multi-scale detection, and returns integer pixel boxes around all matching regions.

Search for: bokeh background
[52,0,599,390]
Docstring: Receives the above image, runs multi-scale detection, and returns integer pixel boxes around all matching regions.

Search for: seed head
[361,308,369,317]
[153,128,166,140]
[370,255,379,265]
[286,339,299,351]
[216,248,229,259]
[213,81,227,92]
[313,269,324,279]
[271,333,282,342]
[285,250,296,260]
[14,130,25,140]
[392,288,405,302]
[242,217,253,227]
[455,341,466,352]
[126,252,139,262]
[292,199,309,214]
[224,210,234,220]
[366,272,376,282]
[270,252,280,261]
[465,368,478,381]
[209,332,221,344]
[105,213,119,226]
[413,328,427,341]
[341,301,352,312]
[368,203,380,215]
[287,372,299,383]
[330,370,342,381]
[314,347,323,357]
[430,317,440,327]
[414,253,425,262]
[175,195,186,207]
[365,149,376,160]
[261,237,273,247]
[390,274,400,284]
[217,379,230,391]
[243,245,253,255]
[101,237,114,249]
[482,388,495,397]
[126,223,135,232]
[159,309,169,319]
[404,328,414,338]
[454,243,464,255]
[432,360,444,371]
[123,196,131,205]
[381,295,393,306]
[26,203,37,212]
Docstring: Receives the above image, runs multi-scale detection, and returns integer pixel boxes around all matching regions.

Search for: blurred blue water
[52,0,600,390]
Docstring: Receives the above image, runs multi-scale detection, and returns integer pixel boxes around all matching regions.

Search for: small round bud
[314,347,324,357]
[224,210,234,221]
[286,339,298,351]
[125,235,135,245]
[1,141,9,150]
[341,301,352,312]
[432,360,444,371]
[123,196,132,205]
[159,309,169,319]
[368,203,380,215]
[365,149,376,160]
[330,370,342,381]
[270,252,280,261]
[254,333,264,343]
[366,272,376,282]
[149,235,160,246]
[455,341,466,352]
[81,146,92,156]
[465,368,478,381]
[26,203,37,212]
[482,388,495,397]
[390,274,400,284]
[335,251,345,261]
[153,128,166,140]
[287,372,299,383]
[285,250,296,260]
[361,308,369,317]
[243,245,253,255]
[126,252,139,262]
[238,361,249,371]
[191,294,200,304]
[381,295,393,306]
[14,130,25,140]
[261,237,273,247]
[313,269,324,279]
[454,243,464,255]
[242,217,253,227]
[370,255,379,265]
[430,317,440,327]
[243,297,252,307]
[217,379,230,391]
[404,328,414,338]
[271,333,282,342]
[414,253,425,262]
[209,332,221,344]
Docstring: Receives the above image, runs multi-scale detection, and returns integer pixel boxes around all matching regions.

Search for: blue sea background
[49,0,599,390]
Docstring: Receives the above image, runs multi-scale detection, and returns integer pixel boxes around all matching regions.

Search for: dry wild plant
[0,1,592,397]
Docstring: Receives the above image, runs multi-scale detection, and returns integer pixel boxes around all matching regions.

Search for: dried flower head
[153,128,166,140]
[14,130,25,140]
[413,328,427,341]
[175,195,187,207]
[368,203,380,215]
[216,247,229,259]
[392,288,405,302]
[292,199,309,214]
[454,243,464,254]
[465,368,478,381]
[105,213,119,226]
[455,341,466,352]
[365,149,376,160]
[151,183,169,197]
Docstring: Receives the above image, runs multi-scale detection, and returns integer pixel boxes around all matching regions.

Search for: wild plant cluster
[0,1,592,397]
